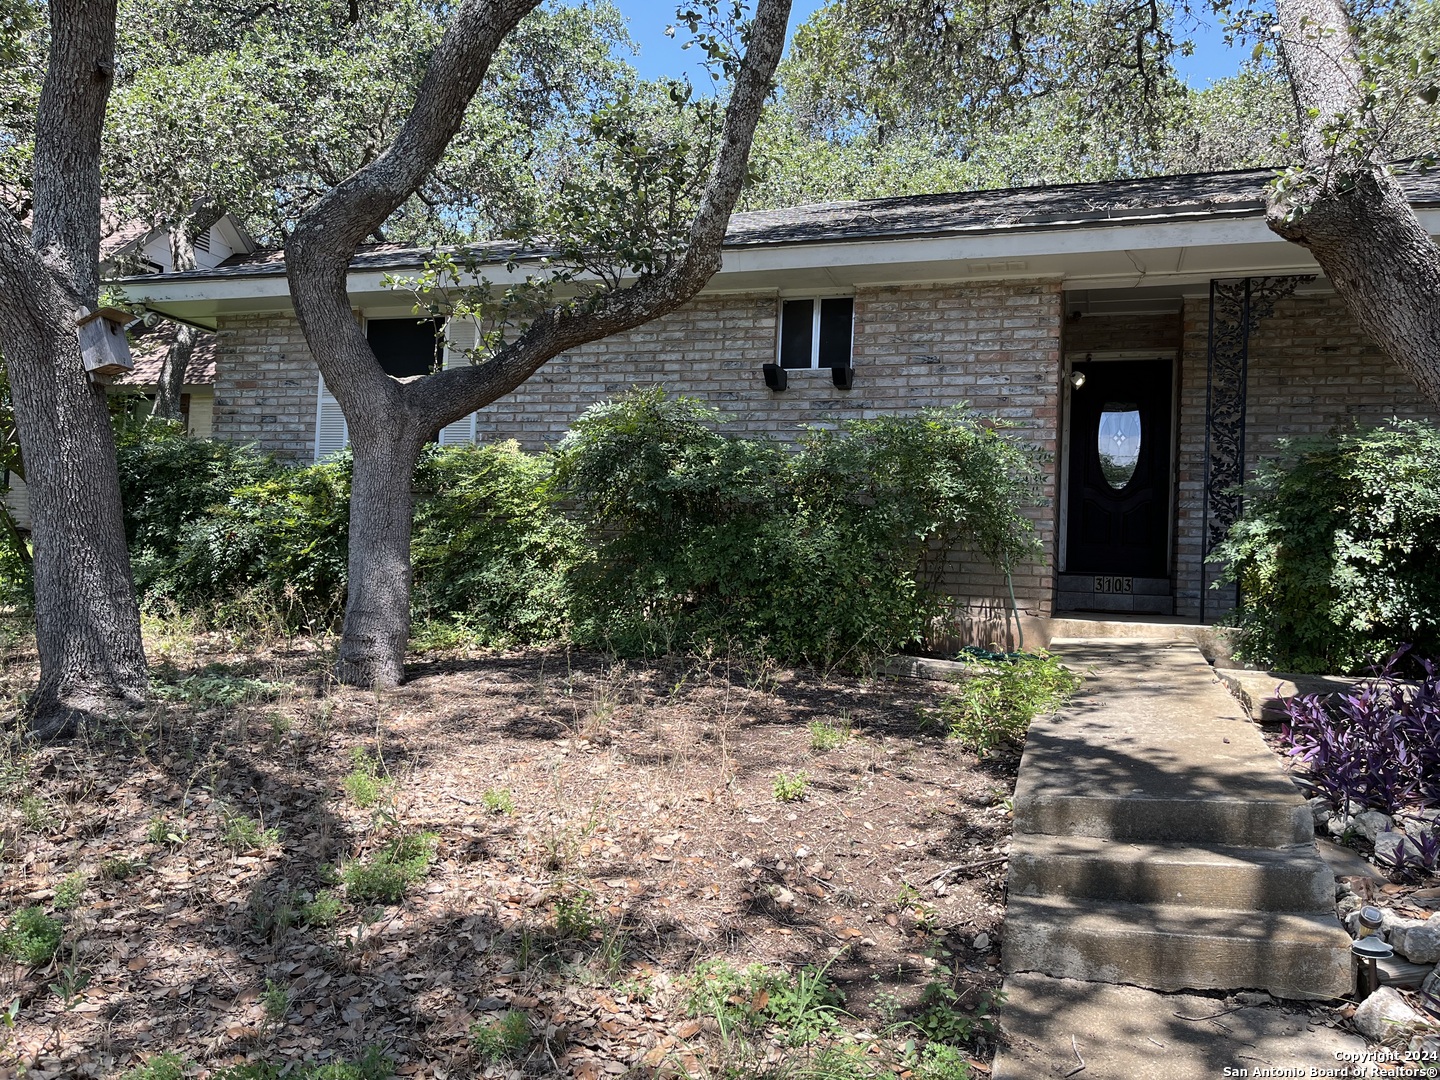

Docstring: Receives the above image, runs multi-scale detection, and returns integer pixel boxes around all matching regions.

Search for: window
[779,297,853,369]
[366,317,443,378]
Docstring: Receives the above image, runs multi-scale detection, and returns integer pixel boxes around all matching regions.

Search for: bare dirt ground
[0,622,1017,1078]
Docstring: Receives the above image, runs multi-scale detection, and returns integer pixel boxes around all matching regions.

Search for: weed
[122,1053,189,1080]
[808,719,850,751]
[906,1042,975,1080]
[18,794,55,833]
[261,977,290,1022]
[907,982,1002,1045]
[220,805,281,852]
[933,652,1081,755]
[343,748,393,810]
[686,960,846,1044]
[47,944,90,1008]
[553,888,601,939]
[53,872,86,910]
[773,770,810,802]
[481,787,514,814]
[248,888,298,943]
[301,890,343,927]
[205,1046,394,1079]
[147,813,188,847]
[470,1008,530,1063]
[342,831,438,905]
[1,906,62,966]
[152,673,289,709]
[99,855,143,881]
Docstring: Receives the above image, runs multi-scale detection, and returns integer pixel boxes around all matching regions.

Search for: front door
[1065,359,1172,578]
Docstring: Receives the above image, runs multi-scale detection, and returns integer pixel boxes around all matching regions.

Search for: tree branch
[405,0,794,429]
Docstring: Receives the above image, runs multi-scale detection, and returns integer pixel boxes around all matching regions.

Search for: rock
[1353,986,1425,1041]
[1402,809,1440,841]
[972,932,991,951]
[1421,966,1440,1018]
[1328,816,1348,838]
[1354,810,1396,843]
[1234,991,1273,1006]
[1338,894,1362,919]
[1309,796,1334,827]
[1411,1034,1440,1061]
[1399,918,1440,965]
[1375,830,1407,868]
[1385,910,1428,946]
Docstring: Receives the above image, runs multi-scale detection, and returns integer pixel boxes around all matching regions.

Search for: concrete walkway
[993,639,1355,1078]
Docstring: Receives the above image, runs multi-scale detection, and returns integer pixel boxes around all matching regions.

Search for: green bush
[934,652,1081,754]
[1,905,62,966]
[556,389,1043,665]
[1212,420,1440,674]
[117,426,348,628]
[411,442,581,644]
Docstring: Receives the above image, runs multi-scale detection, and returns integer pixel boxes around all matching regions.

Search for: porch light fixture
[1069,371,1087,390]
[831,366,854,390]
[762,363,787,391]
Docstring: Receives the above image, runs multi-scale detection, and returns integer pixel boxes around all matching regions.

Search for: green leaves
[1212,419,1440,674]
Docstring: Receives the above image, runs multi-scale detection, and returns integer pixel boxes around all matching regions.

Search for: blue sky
[613,0,1248,88]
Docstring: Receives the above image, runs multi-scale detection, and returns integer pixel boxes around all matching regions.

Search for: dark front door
[1065,359,1172,577]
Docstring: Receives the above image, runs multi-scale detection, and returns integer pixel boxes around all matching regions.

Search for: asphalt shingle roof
[123,167,1440,286]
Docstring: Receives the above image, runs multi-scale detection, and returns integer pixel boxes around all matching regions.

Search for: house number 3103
[1094,576,1133,594]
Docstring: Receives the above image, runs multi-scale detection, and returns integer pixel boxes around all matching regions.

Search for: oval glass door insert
[1097,404,1142,489]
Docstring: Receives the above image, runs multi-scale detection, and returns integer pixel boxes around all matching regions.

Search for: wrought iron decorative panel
[1201,275,1314,621]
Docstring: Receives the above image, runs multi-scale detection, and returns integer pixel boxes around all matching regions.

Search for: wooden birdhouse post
[76,308,135,381]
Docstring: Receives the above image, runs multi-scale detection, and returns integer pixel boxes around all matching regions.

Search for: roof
[118,325,218,386]
[120,166,1440,288]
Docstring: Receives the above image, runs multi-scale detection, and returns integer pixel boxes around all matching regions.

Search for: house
[1,208,250,530]
[116,168,1440,638]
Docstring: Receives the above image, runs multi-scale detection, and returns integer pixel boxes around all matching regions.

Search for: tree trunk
[287,0,791,686]
[152,323,197,422]
[152,224,200,422]
[0,0,147,739]
[335,422,426,687]
[1267,0,1440,411]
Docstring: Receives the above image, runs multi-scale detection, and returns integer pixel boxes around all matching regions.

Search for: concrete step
[1013,641,1313,847]
[1010,834,1336,912]
[991,973,1366,1080]
[1004,894,1353,999]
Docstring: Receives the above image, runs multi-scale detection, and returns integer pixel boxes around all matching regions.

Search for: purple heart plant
[1281,646,1440,819]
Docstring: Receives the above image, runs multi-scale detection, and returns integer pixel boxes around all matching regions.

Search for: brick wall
[1174,292,1436,620]
[1064,312,1181,355]
[213,281,1064,630]
[212,314,319,460]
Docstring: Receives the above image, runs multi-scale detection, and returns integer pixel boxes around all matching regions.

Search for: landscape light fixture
[1347,904,1393,996]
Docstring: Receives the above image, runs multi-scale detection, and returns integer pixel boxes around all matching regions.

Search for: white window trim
[777,295,855,370]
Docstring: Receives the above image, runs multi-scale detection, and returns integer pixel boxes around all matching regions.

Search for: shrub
[556,389,1042,665]
[1281,649,1440,815]
[116,425,349,629]
[1,905,62,966]
[933,652,1081,754]
[411,443,580,644]
[1213,420,1440,674]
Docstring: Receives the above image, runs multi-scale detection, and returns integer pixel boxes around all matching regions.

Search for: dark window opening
[367,317,443,378]
[778,297,853,369]
[779,299,814,369]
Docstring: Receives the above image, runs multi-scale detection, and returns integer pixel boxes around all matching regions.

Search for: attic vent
[193,229,211,253]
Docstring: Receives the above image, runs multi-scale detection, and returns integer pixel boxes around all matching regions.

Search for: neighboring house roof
[124,167,1440,286]
[116,325,218,387]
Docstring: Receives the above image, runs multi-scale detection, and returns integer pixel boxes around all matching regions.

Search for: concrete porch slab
[992,973,1367,1080]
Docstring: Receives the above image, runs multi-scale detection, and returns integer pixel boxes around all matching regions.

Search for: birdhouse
[76,308,135,379]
